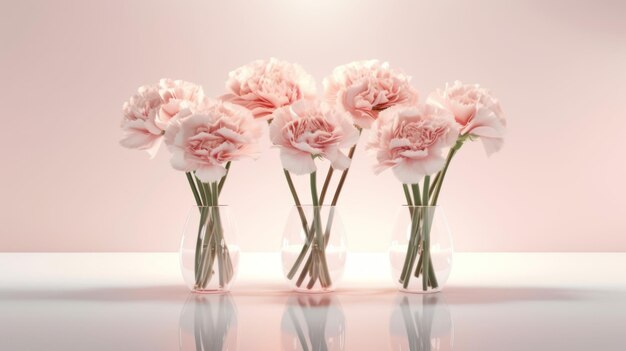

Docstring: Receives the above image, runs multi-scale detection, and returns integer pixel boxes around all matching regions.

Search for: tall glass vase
[281,205,347,293]
[180,205,240,293]
[390,206,453,293]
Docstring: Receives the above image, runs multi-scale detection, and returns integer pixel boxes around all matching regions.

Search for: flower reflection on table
[281,294,346,350]
[178,293,238,351]
[390,294,454,351]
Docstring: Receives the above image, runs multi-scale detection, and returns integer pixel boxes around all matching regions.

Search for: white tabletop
[1,252,625,350]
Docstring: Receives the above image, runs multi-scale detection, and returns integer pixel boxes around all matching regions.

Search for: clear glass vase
[281,205,347,293]
[389,293,454,350]
[178,293,238,350]
[390,206,453,293]
[180,205,240,293]
[281,295,346,350]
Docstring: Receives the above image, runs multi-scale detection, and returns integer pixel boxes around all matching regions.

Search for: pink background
[1,0,625,252]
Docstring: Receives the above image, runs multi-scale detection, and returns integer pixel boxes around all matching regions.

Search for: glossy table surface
[1,253,625,350]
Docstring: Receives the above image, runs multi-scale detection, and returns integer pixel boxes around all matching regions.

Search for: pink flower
[120,79,205,157]
[367,104,459,184]
[269,100,360,175]
[155,79,205,130]
[120,84,163,155]
[323,60,418,129]
[222,58,316,121]
[427,81,506,155]
[164,98,263,183]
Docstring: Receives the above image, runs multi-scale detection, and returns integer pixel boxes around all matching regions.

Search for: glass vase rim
[401,205,441,208]
[191,204,230,208]
[293,204,338,208]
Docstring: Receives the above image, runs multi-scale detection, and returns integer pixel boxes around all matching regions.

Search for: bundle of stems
[185,162,234,290]
[284,140,359,290]
[398,138,465,291]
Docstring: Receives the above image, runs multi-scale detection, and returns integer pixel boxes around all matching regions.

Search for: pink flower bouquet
[368,81,506,292]
[120,80,263,291]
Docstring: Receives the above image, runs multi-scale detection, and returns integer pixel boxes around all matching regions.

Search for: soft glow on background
[0,0,625,252]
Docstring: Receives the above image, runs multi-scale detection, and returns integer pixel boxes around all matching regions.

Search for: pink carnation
[120,84,163,154]
[222,58,316,121]
[323,60,418,129]
[120,79,205,157]
[367,104,459,184]
[269,100,360,175]
[164,99,263,183]
[427,81,506,155]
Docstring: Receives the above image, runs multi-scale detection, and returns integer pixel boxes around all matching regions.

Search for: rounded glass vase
[180,205,240,293]
[390,206,453,293]
[281,205,347,293]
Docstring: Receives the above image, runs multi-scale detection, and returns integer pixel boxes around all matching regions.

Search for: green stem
[188,173,206,281]
[218,161,231,195]
[429,172,441,198]
[284,175,314,280]
[399,205,416,284]
[296,255,313,287]
[211,182,226,288]
[430,141,463,206]
[330,141,358,206]
[319,166,334,204]
[421,206,431,291]
[421,177,431,291]
[196,176,207,205]
[403,184,413,208]
[284,170,309,235]
[399,184,416,282]
[428,255,439,288]
[214,181,233,283]
[402,205,422,289]
[411,184,421,207]
[398,183,422,286]
[186,172,203,207]
[310,171,328,288]
[414,252,424,278]
[197,182,214,287]
[422,176,430,207]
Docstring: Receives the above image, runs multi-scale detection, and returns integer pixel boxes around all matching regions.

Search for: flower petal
[195,165,227,183]
[280,148,316,175]
[326,148,351,170]
[120,132,159,150]
[144,137,163,159]
[481,136,504,156]
[392,160,426,184]
[170,149,193,171]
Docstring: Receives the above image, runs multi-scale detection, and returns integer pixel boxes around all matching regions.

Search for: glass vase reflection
[179,293,238,351]
[390,293,454,350]
[281,294,345,350]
